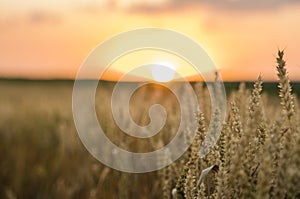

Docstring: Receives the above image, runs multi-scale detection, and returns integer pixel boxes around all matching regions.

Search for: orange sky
[1,0,300,81]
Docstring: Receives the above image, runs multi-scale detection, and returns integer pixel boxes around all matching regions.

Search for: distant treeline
[1,78,300,96]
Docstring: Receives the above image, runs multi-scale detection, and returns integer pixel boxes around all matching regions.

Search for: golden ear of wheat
[276,50,295,122]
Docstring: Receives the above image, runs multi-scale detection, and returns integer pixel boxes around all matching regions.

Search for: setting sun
[151,62,176,82]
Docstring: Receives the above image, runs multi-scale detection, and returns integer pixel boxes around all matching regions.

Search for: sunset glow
[1,0,300,81]
[151,63,176,82]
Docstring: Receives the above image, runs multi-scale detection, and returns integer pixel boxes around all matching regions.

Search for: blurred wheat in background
[0,51,299,199]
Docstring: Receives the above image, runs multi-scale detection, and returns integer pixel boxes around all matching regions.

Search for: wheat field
[0,51,299,199]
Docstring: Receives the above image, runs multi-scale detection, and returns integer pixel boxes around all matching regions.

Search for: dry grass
[168,50,300,199]
[0,50,299,199]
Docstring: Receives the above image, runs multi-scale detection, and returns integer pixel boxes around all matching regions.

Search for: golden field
[0,51,299,199]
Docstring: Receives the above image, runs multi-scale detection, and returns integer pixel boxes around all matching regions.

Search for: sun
[151,62,176,82]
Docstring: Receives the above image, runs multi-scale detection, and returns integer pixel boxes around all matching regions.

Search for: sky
[1,0,300,81]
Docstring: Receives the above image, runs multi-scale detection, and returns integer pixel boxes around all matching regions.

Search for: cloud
[0,11,61,30]
[188,0,300,10]
[24,11,62,25]
[27,11,61,25]
[112,0,300,13]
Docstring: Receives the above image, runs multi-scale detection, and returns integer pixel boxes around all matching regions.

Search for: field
[0,52,300,199]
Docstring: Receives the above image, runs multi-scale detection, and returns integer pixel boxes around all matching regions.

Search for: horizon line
[1,77,300,84]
